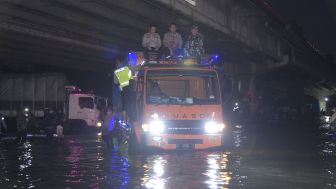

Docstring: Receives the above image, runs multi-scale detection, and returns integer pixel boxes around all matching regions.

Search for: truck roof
[141,63,218,71]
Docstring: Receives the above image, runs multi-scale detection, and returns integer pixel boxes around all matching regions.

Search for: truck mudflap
[142,134,222,150]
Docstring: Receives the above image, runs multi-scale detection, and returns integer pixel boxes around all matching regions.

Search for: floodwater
[0,122,335,189]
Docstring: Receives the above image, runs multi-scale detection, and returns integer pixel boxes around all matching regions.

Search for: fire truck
[130,53,227,150]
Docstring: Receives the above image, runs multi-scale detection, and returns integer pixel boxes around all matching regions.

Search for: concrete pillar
[247,63,257,114]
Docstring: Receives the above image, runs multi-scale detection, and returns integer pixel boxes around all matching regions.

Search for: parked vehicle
[0,73,107,132]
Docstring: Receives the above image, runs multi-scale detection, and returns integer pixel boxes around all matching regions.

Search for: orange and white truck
[131,57,227,150]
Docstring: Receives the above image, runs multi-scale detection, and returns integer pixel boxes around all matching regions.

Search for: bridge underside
[0,0,273,73]
[0,0,335,101]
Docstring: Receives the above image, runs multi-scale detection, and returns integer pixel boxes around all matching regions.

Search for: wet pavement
[1,121,336,189]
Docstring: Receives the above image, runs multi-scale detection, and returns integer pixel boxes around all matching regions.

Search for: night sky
[268,0,336,59]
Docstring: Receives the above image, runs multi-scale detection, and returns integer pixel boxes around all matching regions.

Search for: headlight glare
[205,121,225,133]
[97,121,102,127]
[147,120,164,134]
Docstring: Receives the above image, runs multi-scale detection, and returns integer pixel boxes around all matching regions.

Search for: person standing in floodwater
[16,109,29,144]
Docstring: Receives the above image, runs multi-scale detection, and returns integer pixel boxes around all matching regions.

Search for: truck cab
[133,60,226,150]
[67,93,107,127]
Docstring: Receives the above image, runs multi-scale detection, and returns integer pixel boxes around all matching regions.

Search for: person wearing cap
[184,25,205,60]
[163,23,183,58]
[113,55,136,113]
[142,24,162,60]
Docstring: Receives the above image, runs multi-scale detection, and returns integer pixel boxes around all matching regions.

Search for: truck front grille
[164,120,204,134]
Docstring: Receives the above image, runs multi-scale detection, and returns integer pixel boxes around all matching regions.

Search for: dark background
[268,0,336,59]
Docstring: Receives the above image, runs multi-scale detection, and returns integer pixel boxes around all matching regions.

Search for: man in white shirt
[163,23,183,58]
[142,24,162,61]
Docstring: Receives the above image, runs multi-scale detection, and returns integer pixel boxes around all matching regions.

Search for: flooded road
[1,122,336,189]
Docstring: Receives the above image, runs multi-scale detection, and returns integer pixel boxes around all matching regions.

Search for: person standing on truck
[184,24,205,60]
[113,56,126,111]
[142,24,162,61]
[16,109,29,145]
[163,23,183,58]
[113,55,137,120]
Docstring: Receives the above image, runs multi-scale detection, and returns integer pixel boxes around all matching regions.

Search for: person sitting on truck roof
[184,24,205,60]
[162,23,183,58]
[142,24,162,61]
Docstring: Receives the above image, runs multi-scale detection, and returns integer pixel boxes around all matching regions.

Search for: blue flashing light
[128,51,137,66]
[213,54,220,62]
[108,116,115,132]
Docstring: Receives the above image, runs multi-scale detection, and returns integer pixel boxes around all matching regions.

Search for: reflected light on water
[18,142,33,171]
[17,141,34,189]
[65,138,87,184]
[142,156,166,189]
[204,153,231,189]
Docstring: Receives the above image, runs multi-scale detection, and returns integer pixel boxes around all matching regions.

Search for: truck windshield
[146,69,220,105]
[79,97,94,109]
[97,98,107,110]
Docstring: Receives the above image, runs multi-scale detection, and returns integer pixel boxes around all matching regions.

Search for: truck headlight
[97,121,102,127]
[205,121,225,133]
[142,120,164,134]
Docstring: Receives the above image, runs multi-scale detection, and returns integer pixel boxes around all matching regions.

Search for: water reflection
[104,152,131,188]
[204,153,231,189]
[0,125,247,189]
[65,138,86,184]
[65,136,104,188]
[319,129,336,188]
[142,156,166,189]
[16,141,34,189]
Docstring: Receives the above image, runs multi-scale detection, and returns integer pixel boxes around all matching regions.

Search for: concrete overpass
[0,0,335,107]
